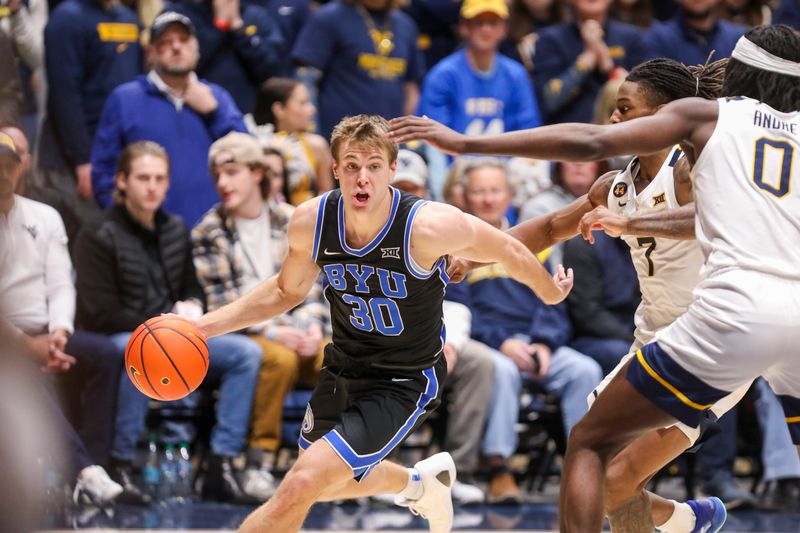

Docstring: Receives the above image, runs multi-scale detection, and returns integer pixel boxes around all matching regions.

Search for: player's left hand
[387,116,466,155]
[578,206,628,243]
[553,264,574,300]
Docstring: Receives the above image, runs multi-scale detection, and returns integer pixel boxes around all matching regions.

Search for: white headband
[731,36,800,77]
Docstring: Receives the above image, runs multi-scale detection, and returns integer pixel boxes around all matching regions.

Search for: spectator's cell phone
[532,352,541,375]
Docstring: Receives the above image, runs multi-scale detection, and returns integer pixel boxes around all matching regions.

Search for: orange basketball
[125,316,209,401]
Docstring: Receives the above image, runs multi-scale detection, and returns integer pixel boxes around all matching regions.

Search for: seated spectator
[502,0,565,72]
[192,132,329,493]
[419,0,541,138]
[519,160,603,267]
[534,0,645,124]
[249,77,333,205]
[75,141,266,504]
[462,158,602,503]
[166,0,285,114]
[1,125,81,252]
[643,0,747,64]
[563,231,639,375]
[391,150,491,504]
[91,12,247,226]
[0,132,124,506]
[291,0,425,140]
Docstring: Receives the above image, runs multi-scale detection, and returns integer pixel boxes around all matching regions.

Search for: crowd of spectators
[1,0,799,515]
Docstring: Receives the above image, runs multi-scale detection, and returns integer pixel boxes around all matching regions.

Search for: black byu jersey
[313,187,447,370]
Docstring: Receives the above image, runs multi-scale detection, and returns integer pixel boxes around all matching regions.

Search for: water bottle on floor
[176,442,193,502]
[142,434,161,501]
[160,443,177,501]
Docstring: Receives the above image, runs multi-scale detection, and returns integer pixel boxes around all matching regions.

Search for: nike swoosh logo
[618,202,627,207]
[323,248,340,256]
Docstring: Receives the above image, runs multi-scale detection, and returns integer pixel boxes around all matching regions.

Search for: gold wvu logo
[652,193,666,206]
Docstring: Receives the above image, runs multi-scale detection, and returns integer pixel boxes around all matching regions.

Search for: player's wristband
[213,18,231,32]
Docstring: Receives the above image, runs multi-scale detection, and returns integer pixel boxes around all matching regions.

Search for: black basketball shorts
[298,356,447,481]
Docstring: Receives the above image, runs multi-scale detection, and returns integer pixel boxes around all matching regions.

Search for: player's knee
[567,417,622,461]
[605,453,645,510]
[280,467,323,505]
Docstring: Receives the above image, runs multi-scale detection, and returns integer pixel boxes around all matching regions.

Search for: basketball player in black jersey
[194,115,574,533]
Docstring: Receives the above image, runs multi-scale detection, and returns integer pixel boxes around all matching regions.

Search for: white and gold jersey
[692,97,800,281]
[608,146,706,343]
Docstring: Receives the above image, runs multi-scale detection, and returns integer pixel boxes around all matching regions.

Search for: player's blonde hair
[330,115,399,164]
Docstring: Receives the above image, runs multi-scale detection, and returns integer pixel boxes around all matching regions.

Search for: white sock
[397,468,423,500]
[657,501,696,533]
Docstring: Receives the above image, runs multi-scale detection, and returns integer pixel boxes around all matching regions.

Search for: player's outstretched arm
[578,203,697,243]
[508,171,616,253]
[196,200,322,338]
[388,98,716,162]
[414,203,573,304]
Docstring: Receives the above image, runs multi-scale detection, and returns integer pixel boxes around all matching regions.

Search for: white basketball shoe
[396,452,456,533]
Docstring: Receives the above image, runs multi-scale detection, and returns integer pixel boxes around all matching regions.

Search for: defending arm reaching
[388,99,718,163]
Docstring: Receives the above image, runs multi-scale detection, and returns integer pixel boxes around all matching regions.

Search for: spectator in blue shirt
[419,0,542,137]
[292,0,425,140]
[533,0,645,124]
[38,0,141,225]
[91,12,246,226]
[165,0,285,114]
[643,0,747,65]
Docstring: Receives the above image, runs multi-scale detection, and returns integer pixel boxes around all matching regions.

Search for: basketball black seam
[144,322,192,394]
[139,326,164,400]
[150,327,208,371]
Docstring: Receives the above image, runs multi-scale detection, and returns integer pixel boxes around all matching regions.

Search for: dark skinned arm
[508,172,615,254]
[389,98,718,163]
[578,156,696,242]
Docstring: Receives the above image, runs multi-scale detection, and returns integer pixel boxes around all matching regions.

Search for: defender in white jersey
[446,58,738,533]
[389,24,800,533]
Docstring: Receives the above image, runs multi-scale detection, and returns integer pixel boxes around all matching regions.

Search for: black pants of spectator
[43,375,94,480]
[56,330,124,467]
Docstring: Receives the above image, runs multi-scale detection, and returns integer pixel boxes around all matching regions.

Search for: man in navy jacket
[91,12,246,226]
[38,0,142,225]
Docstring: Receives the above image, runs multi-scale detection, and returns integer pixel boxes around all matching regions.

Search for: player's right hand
[553,264,574,300]
[578,205,628,243]
[387,116,466,155]
[446,256,476,283]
